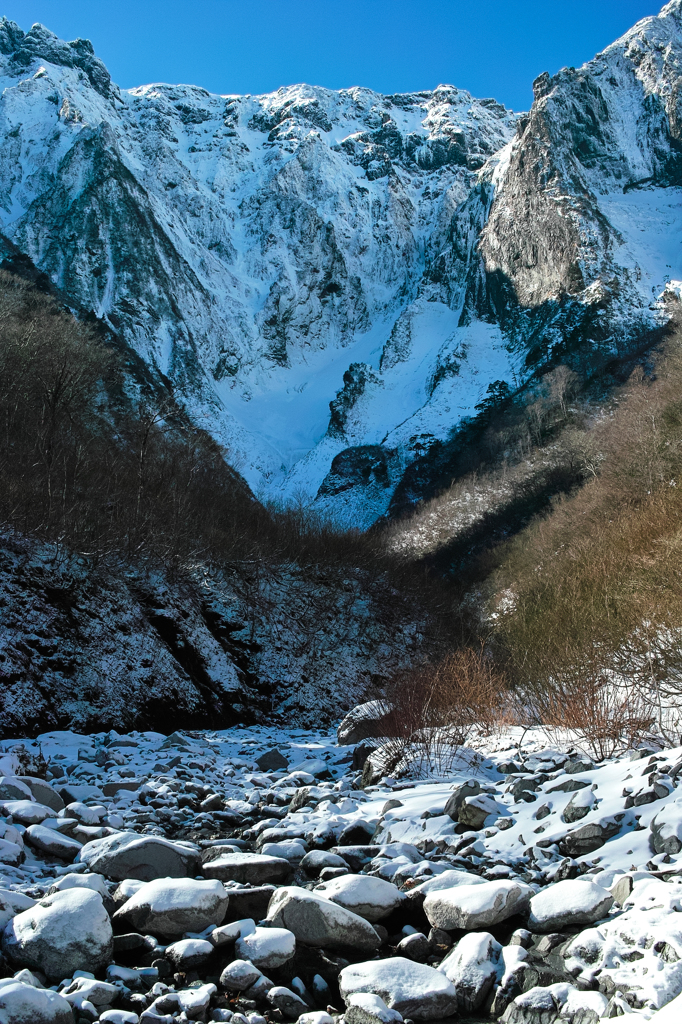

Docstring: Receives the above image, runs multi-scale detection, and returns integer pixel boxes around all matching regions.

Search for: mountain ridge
[0,5,681,524]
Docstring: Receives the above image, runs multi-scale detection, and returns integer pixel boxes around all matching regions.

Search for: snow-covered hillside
[0,4,681,523]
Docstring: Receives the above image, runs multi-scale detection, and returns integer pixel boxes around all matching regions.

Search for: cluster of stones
[0,721,681,1024]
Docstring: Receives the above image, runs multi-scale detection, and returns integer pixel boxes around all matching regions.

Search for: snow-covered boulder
[301,850,349,876]
[424,880,532,930]
[337,702,393,745]
[24,825,82,861]
[0,980,74,1024]
[457,794,503,830]
[500,983,607,1024]
[48,872,109,898]
[266,885,381,951]
[0,800,54,825]
[339,957,458,1021]
[99,1013,137,1024]
[235,925,296,969]
[219,959,263,991]
[17,776,64,812]
[78,831,199,881]
[438,931,502,1011]
[113,877,229,936]
[164,938,214,970]
[444,780,481,821]
[0,778,33,802]
[201,851,291,884]
[1,888,113,980]
[267,985,309,1018]
[650,804,682,855]
[528,880,614,934]
[0,889,35,931]
[345,992,403,1024]
[315,873,406,923]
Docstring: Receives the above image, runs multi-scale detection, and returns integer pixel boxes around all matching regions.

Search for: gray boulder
[0,981,74,1024]
[444,780,481,821]
[337,701,393,745]
[78,831,199,881]
[266,885,381,951]
[650,809,682,855]
[0,778,33,802]
[17,777,64,812]
[557,819,622,858]
[1,888,113,980]
[457,794,503,830]
[201,851,291,885]
[24,825,82,862]
[0,889,35,931]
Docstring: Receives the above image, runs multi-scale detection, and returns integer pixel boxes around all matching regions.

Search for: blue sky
[1,1,664,110]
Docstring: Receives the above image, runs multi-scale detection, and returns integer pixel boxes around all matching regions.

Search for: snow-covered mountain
[0,4,681,524]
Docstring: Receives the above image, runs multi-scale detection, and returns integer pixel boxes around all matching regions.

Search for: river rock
[557,819,622,858]
[438,931,502,1012]
[18,777,64,812]
[113,877,229,936]
[201,851,291,884]
[0,980,74,1024]
[315,873,406,923]
[266,885,381,951]
[235,925,296,969]
[339,957,458,1021]
[424,880,532,930]
[528,880,614,933]
[444,780,481,821]
[24,825,82,862]
[78,831,199,881]
[0,889,35,931]
[1,888,113,980]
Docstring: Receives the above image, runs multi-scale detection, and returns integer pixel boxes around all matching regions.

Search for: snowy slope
[0,6,681,522]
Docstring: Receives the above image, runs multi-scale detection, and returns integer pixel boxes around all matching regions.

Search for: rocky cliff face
[0,6,681,524]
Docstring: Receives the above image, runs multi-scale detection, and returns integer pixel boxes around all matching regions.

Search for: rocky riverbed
[1,717,682,1023]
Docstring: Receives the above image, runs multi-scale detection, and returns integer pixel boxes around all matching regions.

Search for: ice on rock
[113,877,229,936]
[339,957,458,1021]
[0,980,74,1024]
[235,925,296,969]
[438,931,502,1012]
[424,880,532,930]
[528,879,614,933]
[1,888,113,980]
[314,873,406,923]
[266,885,381,950]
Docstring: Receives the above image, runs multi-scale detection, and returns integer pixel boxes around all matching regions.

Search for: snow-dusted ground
[2,723,682,1020]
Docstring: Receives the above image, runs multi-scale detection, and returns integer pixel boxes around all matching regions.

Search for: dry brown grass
[488,320,682,750]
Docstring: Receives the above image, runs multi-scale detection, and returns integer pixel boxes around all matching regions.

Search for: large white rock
[340,957,458,1021]
[528,879,614,933]
[0,889,35,931]
[1,888,113,980]
[345,992,403,1024]
[315,873,406,923]
[424,880,532,930]
[24,825,82,862]
[48,873,110,898]
[220,959,262,991]
[438,931,502,1011]
[0,980,74,1024]
[1,800,55,825]
[201,851,291,884]
[78,831,199,881]
[266,886,381,951]
[410,869,486,897]
[113,878,229,936]
[235,925,296,969]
